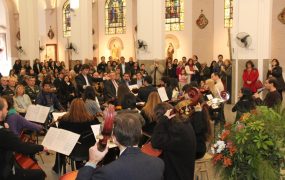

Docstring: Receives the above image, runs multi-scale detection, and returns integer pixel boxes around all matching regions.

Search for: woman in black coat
[57,75,76,109]
[267,59,285,100]
[151,102,196,180]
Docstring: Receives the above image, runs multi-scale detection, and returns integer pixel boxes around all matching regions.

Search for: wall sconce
[70,0,79,10]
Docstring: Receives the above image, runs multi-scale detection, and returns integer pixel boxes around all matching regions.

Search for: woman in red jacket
[242,60,259,93]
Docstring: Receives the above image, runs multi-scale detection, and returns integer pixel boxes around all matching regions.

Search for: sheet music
[128,84,139,91]
[25,105,50,124]
[52,112,67,121]
[91,124,101,139]
[42,127,80,156]
[206,94,213,100]
[157,87,169,102]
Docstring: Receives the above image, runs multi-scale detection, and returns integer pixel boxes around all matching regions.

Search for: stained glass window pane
[224,0,233,28]
[165,0,184,31]
[105,0,126,35]
[63,0,71,37]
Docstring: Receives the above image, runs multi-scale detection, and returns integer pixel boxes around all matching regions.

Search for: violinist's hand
[164,109,176,119]
[43,146,49,152]
[194,103,202,112]
[4,123,9,129]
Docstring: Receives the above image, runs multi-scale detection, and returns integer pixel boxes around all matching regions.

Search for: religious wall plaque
[278,8,285,24]
[196,10,208,29]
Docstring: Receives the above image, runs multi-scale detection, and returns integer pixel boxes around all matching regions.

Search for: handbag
[255,80,263,90]
[141,142,162,157]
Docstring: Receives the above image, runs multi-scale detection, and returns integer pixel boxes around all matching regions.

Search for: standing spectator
[23,61,32,74]
[149,61,165,86]
[200,62,211,82]
[73,60,82,74]
[140,64,148,77]
[13,60,22,75]
[117,56,131,77]
[242,60,259,93]
[209,60,219,74]
[185,59,195,83]
[217,54,224,72]
[97,56,107,73]
[220,59,232,102]
[267,59,285,101]
[164,62,176,78]
[33,59,43,75]
[176,61,183,78]
[179,68,188,90]
[130,62,140,77]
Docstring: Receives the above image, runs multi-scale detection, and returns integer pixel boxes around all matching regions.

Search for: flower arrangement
[212,106,285,180]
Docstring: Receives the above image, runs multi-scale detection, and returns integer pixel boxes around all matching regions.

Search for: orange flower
[223,157,232,167]
[229,146,237,156]
[221,130,230,140]
[212,154,223,164]
[240,113,250,122]
[236,124,244,131]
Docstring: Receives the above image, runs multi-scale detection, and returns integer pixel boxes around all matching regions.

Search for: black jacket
[152,116,196,180]
[0,128,43,179]
[75,74,94,95]
[33,63,43,75]
[76,147,164,180]
[137,85,157,102]
[267,66,285,91]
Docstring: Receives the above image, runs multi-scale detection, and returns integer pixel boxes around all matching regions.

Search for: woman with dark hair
[83,86,102,115]
[151,102,196,180]
[232,87,256,121]
[117,93,145,126]
[116,84,131,107]
[210,60,219,74]
[267,59,285,100]
[242,60,259,93]
[52,98,100,173]
[189,100,212,159]
[13,60,22,75]
[57,75,76,109]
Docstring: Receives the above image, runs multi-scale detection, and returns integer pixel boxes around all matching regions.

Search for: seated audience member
[103,71,119,102]
[76,113,164,180]
[141,92,162,135]
[232,87,256,121]
[57,75,76,109]
[13,85,32,115]
[211,72,224,93]
[25,76,40,103]
[73,60,82,74]
[120,72,131,86]
[17,69,26,85]
[140,64,148,77]
[116,84,131,107]
[0,76,9,95]
[254,78,282,108]
[53,98,100,173]
[75,64,94,96]
[3,77,17,96]
[137,76,157,102]
[36,81,64,112]
[0,97,46,180]
[83,86,102,116]
[151,102,196,180]
[3,95,42,136]
[188,100,212,159]
[53,72,64,90]
[130,72,144,87]
[117,93,145,126]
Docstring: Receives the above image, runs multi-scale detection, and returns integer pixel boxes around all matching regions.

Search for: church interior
[0,0,285,179]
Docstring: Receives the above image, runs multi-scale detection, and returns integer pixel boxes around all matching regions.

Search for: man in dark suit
[103,72,119,102]
[117,56,131,77]
[75,64,94,96]
[97,56,107,73]
[130,72,144,87]
[120,72,131,86]
[76,113,164,180]
[137,76,157,102]
[73,60,82,74]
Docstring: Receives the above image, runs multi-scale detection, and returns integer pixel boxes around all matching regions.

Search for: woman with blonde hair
[13,84,32,115]
[141,91,162,135]
[205,79,219,98]
[52,98,100,173]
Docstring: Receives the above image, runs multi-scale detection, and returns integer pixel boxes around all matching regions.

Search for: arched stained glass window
[165,0,184,31]
[224,0,233,28]
[63,0,71,37]
[105,0,126,35]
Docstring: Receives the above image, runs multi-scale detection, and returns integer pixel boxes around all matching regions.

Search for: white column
[70,0,93,61]
[137,0,165,61]
[231,0,272,102]
[19,0,40,62]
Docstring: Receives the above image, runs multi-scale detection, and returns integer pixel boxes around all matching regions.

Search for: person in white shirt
[211,72,224,95]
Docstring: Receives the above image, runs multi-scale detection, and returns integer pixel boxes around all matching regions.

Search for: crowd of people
[0,54,284,180]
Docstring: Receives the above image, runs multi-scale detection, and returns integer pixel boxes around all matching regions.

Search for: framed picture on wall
[46,44,57,61]
[0,33,7,61]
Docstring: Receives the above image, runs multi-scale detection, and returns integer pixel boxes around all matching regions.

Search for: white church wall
[213,0,229,61]
[98,0,135,62]
[271,0,285,70]
[192,0,214,64]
